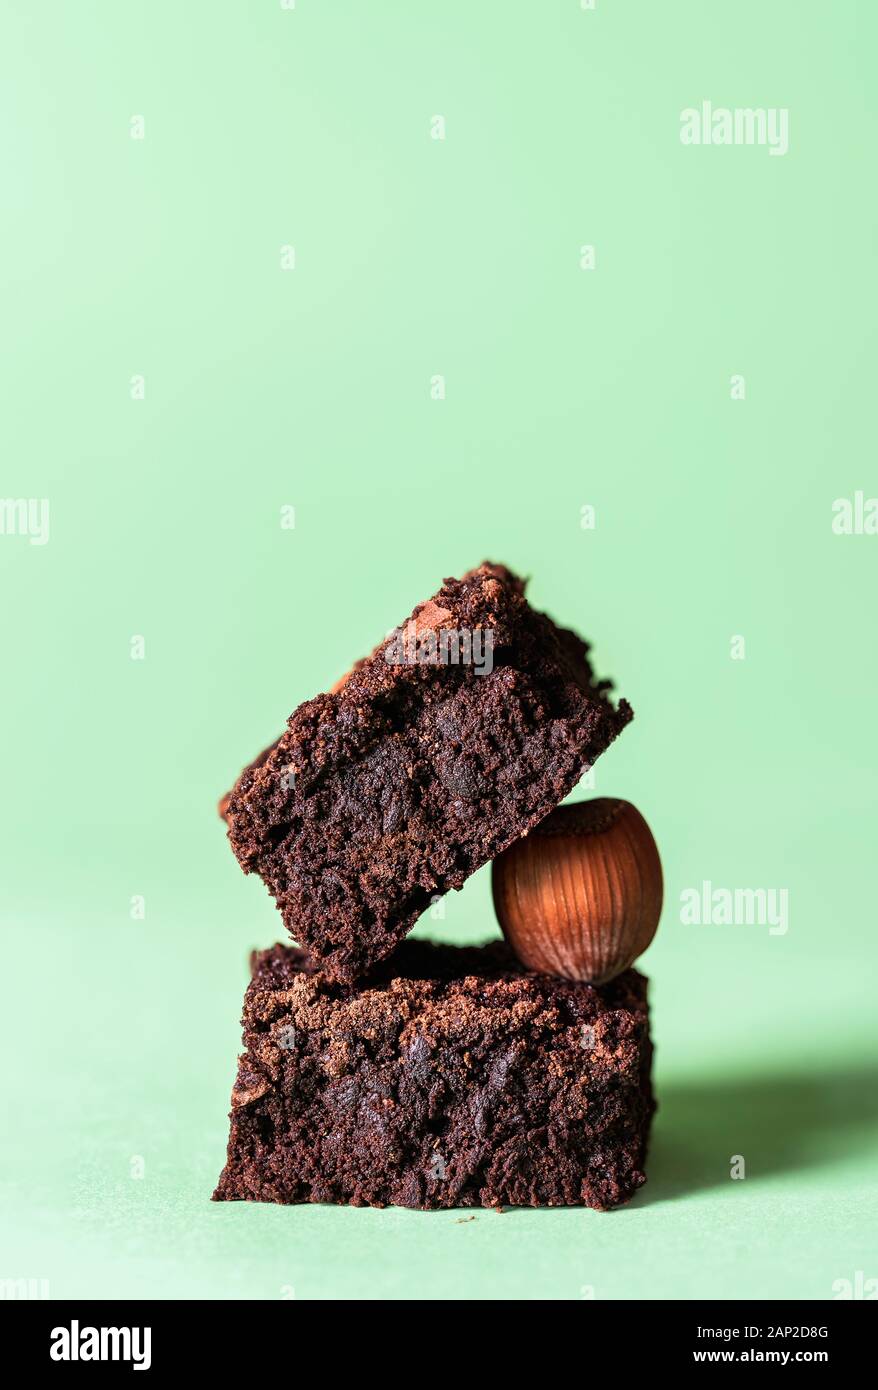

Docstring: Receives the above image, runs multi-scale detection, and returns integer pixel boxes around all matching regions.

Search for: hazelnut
[491,798,662,983]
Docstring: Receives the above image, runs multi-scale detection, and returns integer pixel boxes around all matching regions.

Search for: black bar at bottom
[3,1297,873,1372]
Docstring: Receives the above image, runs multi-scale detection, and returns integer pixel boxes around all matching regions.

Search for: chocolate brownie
[213,940,654,1210]
[217,667,361,822]
[224,563,632,982]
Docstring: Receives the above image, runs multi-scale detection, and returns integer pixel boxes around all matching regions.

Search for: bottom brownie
[213,940,655,1211]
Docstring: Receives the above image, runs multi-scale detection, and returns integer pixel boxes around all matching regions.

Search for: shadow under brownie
[213,940,655,1211]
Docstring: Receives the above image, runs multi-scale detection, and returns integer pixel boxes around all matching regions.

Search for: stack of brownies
[213,562,656,1211]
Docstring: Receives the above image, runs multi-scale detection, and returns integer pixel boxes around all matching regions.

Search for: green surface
[2,1,877,1300]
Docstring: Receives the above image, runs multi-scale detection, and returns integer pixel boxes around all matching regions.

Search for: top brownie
[224,562,632,981]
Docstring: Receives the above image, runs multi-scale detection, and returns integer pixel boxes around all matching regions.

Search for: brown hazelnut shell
[491,798,663,983]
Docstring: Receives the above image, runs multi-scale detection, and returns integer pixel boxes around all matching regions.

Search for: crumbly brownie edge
[213,942,655,1211]
[224,564,632,982]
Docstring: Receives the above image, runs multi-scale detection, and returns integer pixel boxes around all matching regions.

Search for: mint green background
[2,1,876,1301]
